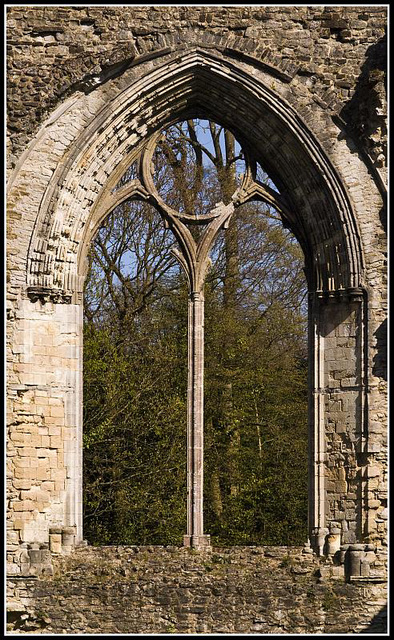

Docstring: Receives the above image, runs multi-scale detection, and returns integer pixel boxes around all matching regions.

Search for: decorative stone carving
[27,286,73,305]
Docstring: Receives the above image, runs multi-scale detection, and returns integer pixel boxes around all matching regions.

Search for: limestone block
[14,467,36,480]
[366,465,381,478]
[7,530,20,545]
[50,469,66,482]
[367,477,380,491]
[48,455,59,469]
[335,481,348,493]
[22,488,51,504]
[46,416,65,427]
[50,405,64,418]
[50,436,63,449]
[9,431,32,444]
[13,516,33,530]
[38,424,49,434]
[48,425,61,435]
[12,499,35,512]
[36,467,50,481]
[39,405,51,418]
[49,533,62,554]
[6,562,20,575]
[13,479,33,490]
[13,457,31,469]
[40,481,55,492]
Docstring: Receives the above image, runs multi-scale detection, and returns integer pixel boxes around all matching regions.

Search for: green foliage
[83,292,189,545]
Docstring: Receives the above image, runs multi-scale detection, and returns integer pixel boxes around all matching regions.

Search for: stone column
[308,293,327,555]
[183,290,210,549]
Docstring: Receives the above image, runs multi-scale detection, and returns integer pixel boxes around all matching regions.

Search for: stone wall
[7,299,83,573]
[6,545,387,634]
[6,4,387,579]
[6,5,386,175]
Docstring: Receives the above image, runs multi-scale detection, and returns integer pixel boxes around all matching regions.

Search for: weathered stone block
[49,533,62,554]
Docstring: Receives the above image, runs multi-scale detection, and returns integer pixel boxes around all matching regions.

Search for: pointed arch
[25,49,363,302]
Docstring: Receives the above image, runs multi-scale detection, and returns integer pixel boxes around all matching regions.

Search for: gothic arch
[26,49,364,301]
[7,45,386,571]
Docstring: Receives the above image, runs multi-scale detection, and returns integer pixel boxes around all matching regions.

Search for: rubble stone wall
[6,546,388,634]
[6,5,387,174]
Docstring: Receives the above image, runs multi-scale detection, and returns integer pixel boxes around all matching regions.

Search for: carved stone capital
[27,286,73,304]
[311,287,365,304]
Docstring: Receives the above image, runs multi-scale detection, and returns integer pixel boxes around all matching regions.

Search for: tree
[82,118,308,546]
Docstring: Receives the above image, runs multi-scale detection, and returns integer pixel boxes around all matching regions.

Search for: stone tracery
[85,119,292,548]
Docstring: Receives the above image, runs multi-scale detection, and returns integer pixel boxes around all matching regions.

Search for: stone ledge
[349,575,387,584]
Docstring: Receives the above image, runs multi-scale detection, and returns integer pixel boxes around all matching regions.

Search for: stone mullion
[139,148,213,549]
[149,184,235,549]
[184,290,209,548]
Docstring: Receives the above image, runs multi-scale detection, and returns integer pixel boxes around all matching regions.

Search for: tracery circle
[141,126,254,226]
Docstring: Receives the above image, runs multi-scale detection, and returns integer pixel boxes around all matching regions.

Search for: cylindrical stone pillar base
[62,526,77,554]
[345,543,369,580]
[325,528,341,556]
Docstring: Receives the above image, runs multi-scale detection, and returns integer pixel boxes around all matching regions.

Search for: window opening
[112,160,139,192]
[83,200,188,545]
[204,200,308,545]
[152,120,247,216]
[255,161,280,193]
[83,117,308,547]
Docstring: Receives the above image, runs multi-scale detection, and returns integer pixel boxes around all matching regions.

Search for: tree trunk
[221,131,241,498]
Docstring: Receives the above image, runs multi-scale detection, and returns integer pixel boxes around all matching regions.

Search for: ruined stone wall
[6,546,387,634]
[6,5,387,173]
[6,5,387,579]
[7,300,82,551]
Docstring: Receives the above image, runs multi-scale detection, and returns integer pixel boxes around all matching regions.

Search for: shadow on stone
[359,604,387,634]
[372,318,387,381]
[336,33,387,204]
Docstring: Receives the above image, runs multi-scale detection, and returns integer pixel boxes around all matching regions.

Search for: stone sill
[349,575,386,583]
